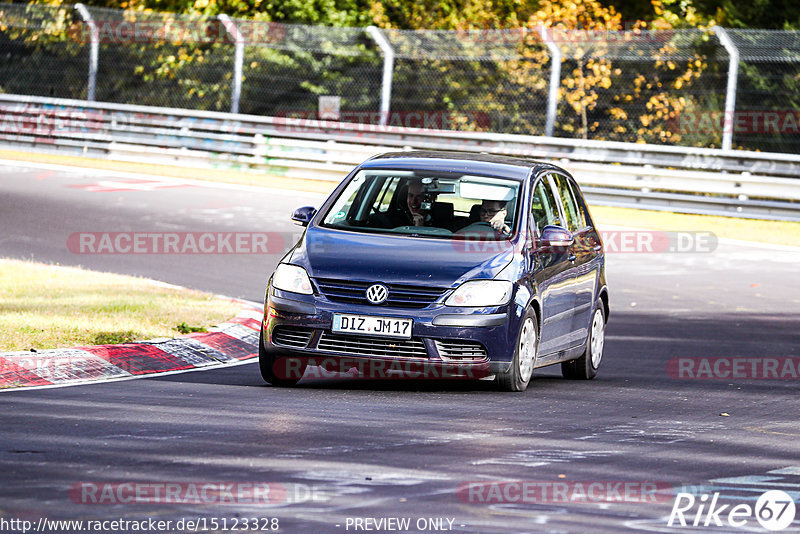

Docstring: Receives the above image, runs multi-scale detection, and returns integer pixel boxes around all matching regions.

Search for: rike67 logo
[668,490,796,531]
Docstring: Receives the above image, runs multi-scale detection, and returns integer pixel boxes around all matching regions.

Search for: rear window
[552,173,584,232]
[531,178,560,235]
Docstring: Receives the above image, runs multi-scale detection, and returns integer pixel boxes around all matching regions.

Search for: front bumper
[262,286,519,376]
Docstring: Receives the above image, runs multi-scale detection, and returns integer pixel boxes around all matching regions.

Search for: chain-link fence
[0,4,88,99]
[238,22,381,116]
[80,6,236,110]
[725,30,800,154]
[381,29,550,134]
[552,29,730,147]
[1,3,799,153]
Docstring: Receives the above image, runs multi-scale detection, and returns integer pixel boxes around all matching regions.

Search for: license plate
[332,314,412,339]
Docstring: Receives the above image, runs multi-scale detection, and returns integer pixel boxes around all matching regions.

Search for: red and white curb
[0,304,264,391]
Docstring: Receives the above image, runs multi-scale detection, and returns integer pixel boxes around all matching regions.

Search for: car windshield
[320,169,520,239]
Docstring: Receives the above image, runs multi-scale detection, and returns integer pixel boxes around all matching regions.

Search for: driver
[389,178,437,227]
[406,179,428,226]
[481,199,511,234]
[371,179,434,229]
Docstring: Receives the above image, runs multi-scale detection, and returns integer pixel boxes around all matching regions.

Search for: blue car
[260,151,609,391]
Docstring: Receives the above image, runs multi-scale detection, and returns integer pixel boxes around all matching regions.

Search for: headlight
[445,280,512,307]
[272,264,313,295]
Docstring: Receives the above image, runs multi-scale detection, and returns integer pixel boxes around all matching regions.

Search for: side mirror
[291,206,317,227]
[538,225,574,249]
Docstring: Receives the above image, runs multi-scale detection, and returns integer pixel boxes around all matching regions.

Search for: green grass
[591,206,800,247]
[0,259,242,351]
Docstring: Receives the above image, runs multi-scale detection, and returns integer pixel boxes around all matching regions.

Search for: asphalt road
[2,161,800,534]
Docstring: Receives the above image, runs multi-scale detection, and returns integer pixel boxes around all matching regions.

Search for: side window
[568,179,592,229]
[552,173,582,232]
[531,176,560,235]
[375,176,401,213]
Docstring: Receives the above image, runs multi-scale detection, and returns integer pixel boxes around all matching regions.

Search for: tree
[493,0,716,144]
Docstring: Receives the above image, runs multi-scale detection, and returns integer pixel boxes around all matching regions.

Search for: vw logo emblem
[365,284,389,305]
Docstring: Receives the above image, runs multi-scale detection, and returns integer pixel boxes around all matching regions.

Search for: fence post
[219,14,244,114]
[537,26,561,138]
[74,4,98,102]
[366,26,394,127]
[714,26,739,151]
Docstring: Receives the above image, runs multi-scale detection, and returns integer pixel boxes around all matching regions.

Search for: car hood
[289,227,514,288]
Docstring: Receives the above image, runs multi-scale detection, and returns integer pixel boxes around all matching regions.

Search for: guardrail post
[537,26,561,138]
[714,26,739,152]
[219,14,244,114]
[74,4,98,101]
[366,26,394,127]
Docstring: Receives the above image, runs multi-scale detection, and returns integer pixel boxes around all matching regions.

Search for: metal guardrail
[1,93,799,221]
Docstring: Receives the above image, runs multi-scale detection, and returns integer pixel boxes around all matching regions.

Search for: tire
[259,329,307,387]
[562,300,606,380]
[497,308,539,392]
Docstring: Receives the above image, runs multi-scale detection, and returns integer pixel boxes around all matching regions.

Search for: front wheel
[259,329,307,387]
[562,301,605,380]
[497,308,539,392]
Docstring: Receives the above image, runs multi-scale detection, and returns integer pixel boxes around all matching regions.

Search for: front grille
[272,326,314,349]
[317,331,428,358]
[314,278,446,308]
[435,340,489,360]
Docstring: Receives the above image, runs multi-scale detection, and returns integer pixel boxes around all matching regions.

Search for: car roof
[361,150,558,182]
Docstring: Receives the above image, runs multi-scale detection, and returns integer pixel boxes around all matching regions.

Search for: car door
[567,177,603,341]
[551,172,598,347]
[531,174,577,357]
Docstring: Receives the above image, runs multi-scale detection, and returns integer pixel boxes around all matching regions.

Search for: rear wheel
[562,301,605,380]
[497,308,539,392]
[259,329,307,387]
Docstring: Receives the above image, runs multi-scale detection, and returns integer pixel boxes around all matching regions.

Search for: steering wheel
[456,221,508,235]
